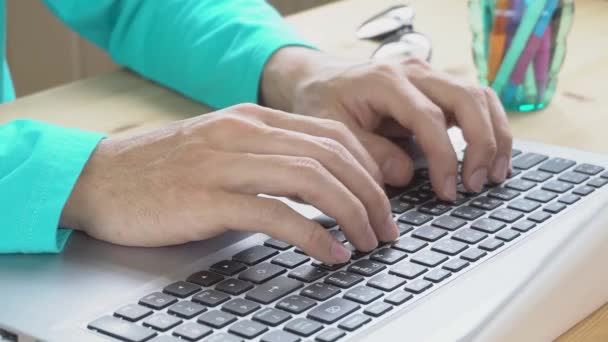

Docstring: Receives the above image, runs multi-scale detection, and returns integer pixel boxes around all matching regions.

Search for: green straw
[524,64,537,103]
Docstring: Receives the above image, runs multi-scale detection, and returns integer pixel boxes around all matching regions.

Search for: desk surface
[1,0,606,340]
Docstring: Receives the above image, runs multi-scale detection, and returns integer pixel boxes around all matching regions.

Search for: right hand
[60,104,398,264]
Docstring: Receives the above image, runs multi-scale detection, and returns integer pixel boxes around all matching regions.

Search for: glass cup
[468,0,574,112]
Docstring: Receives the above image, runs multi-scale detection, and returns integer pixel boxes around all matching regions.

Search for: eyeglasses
[356,5,433,62]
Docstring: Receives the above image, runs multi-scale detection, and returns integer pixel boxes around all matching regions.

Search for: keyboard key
[573,185,595,196]
[400,190,434,205]
[167,301,206,319]
[253,308,292,327]
[528,211,551,223]
[508,199,541,213]
[315,328,346,342]
[559,194,581,205]
[488,187,520,201]
[390,198,413,214]
[88,316,157,342]
[312,261,348,272]
[234,246,279,266]
[344,286,383,304]
[544,202,567,214]
[205,333,241,342]
[246,276,303,304]
[329,229,347,243]
[272,252,309,269]
[470,197,503,211]
[338,314,371,332]
[369,248,407,265]
[264,238,292,251]
[511,149,522,158]
[392,237,428,253]
[452,228,488,244]
[512,220,536,232]
[539,158,575,174]
[471,218,506,234]
[397,222,414,235]
[163,281,200,298]
[187,271,224,287]
[390,262,427,279]
[367,274,406,292]
[313,214,337,228]
[210,260,246,276]
[139,292,178,310]
[404,279,433,294]
[143,313,182,332]
[450,193,470,206]
[261,330,301,342]
[348,259,386,277]
[451,206,485,220]
[412,226,448,242]
[172,322,212,341]
[307,297,359,325]
[505,179,537,191]
[289,265,328,283]
[114,304,152,322]
[418,200,452,216]
[460,248,487,262]
[301,282,340,301]
[411,250,448,267]
[365,302,393,317]
[432,216,466,231]
[216,279,253,295]
[526,190,558,203]
[325,271,363,289]
[603,171,608,179]
[424,269,452,283]
[285,318,323,337]
[431,239,468,256]
[197,310,237,329]
[384,291,413,305]
[512,153,548,170]
[559,171,589,184]
[508,169,522,178]
[588,177,608,188]
[222,298,261,316]
[442,259,470,272]
[495,229,521,242]
[276,295,316,314]
[229,320,268,339]
[457,183,489,196]
[398,211,433,226]
[192,289,230,307]
[575,164,605,176]
[239,263,286,284]
[522,170,552,182]
[478,238,504,252]
[542,180,574,193]
[490,208,523,223]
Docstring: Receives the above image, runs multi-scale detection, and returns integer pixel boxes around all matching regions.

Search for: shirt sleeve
[42,0,315,109]
[0,120,104,253]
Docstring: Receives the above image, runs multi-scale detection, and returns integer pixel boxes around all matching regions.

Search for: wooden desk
[0,0,606,340]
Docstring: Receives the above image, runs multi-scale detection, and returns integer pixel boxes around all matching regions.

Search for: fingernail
[470,168,488,193]
[443,175,458,200]
[382,214,399,241]
[492,156,508,182]
[331,240,351,262]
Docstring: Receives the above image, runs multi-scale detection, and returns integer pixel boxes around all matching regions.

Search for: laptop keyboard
[88,150,608,342]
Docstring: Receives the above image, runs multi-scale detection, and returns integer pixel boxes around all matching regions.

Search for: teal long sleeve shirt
[0,0,312,253]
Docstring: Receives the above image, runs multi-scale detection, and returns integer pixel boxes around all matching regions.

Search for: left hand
[261,47,513,201]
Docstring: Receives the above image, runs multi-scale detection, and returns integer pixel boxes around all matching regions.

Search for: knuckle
[402,56,429,68]
[373,62,399,77]
[317,137,350,160]
[231,102,264,113]
[291,157,325,178]
[325,120,351,139]
[481,86,499,100]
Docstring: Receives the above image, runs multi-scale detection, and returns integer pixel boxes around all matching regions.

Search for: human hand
[60,104,398,264]
[261,48,513,200]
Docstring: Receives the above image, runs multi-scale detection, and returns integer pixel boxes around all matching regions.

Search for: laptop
[2,129,608,342]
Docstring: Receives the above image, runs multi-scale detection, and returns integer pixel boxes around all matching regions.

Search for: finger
[216,193,352,264]
[372,72,458,200]
[485,88,513,183]
[215,152,381,251]
[355,129,415,187]
[406,66,500,192]
[254,108,384,185]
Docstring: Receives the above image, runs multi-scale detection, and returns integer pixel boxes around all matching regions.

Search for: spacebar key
[88,316,156,342]
[308,298,360,324]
